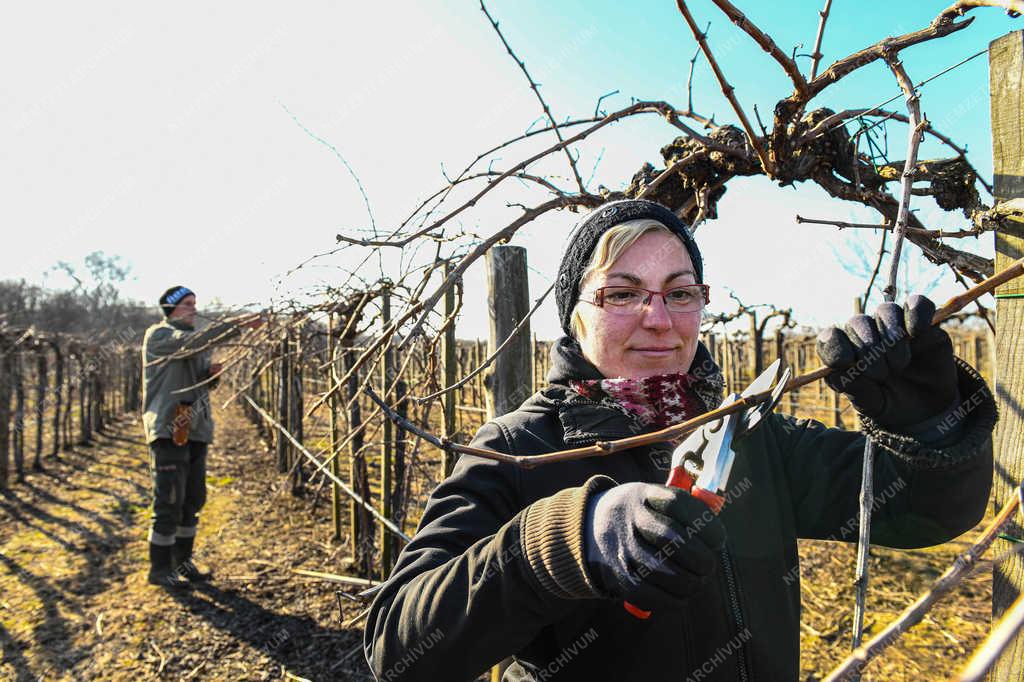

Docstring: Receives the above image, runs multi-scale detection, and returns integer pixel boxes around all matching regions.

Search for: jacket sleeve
[363,421,613,682]
[775,358,996,549]
[145,320,240,359]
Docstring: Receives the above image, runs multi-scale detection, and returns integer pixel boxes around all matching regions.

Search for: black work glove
[816,294,959,434]
[583,482,726,610]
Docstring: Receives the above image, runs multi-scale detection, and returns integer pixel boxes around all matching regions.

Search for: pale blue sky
[2,2,1018,339]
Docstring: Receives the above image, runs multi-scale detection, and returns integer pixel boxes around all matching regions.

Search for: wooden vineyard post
[120,351,128,414]
[132,351,141,412]
[989,30,1024,681]
[64,352,74,451]
[277,333,290,473]
[380,290,395,575]
[0,345,11,489]
[345,344,372,575]
[722,334,733,394]
[290,329,305,493]
[99,363,105,431]
[90,363,99,433]
[442,262,459,478]
[34,343,46,470]
[973,333,985,382]
[484,245,530,682]
[749,313,762,377]
[532,332,541,395]
[473,339,484,421]
[484,245,531,420]
[51,343,63,456]
[269,344,278,451]
[392,378,408,535]
[78,356,89,445]
[12,350,25,480]
[773,326,785,374]
[328,312,343,542]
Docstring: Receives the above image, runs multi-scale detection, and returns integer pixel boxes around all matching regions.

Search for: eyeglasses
[582,284,710,314]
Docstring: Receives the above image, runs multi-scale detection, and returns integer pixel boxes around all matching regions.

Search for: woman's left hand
[815,294,959,432]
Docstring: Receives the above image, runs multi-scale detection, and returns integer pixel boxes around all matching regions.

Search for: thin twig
[708,0,810,96]
[375,257,1024,467]
[638,151,707,200]
[950,266,997,334]
[881,55,925,302]
[804,16,973,100]
[675,0,773,174]
[685,36,704,116]
[958,593,1024,681]
[413,281,555,403]
[862,229,888,312]
[937,0,1023,24]
[279,101,376,235]
[400,195,600,348]
[824,484,1024,681]
[243,394,411,542]
[809,0,833,80]
[850,52,926,655]
[339,101,693,249]
[795,215,988,239]
[481,1,586,193]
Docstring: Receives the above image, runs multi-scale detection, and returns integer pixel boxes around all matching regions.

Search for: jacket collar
[546,336,603,386]
[167,318,195,331]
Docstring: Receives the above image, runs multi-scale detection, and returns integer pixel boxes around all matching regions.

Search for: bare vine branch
[413,281,554,403]
[708,0,810,96]
[809,0,833,80]
[480,1,586,193]
[824,484,1024,681]
[675,0,772,173]
[881,54,925,302]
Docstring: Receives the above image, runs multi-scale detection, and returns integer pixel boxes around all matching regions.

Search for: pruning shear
[624,358,791,620]
[665,357,791,513]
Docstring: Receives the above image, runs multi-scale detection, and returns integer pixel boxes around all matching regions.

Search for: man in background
[141,285,263,589]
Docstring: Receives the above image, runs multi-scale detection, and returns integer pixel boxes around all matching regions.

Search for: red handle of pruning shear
[622,360,789,621]
[666,466,725,514]
[622,466,726,620]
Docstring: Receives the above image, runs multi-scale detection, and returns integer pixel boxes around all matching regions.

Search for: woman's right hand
[584,482,726,610]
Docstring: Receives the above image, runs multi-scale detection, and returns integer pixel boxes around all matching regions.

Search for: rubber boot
[172,536,212,582]
[148,543,192,589]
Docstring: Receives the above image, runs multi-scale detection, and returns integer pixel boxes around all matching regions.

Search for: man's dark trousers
[148,438,207,549]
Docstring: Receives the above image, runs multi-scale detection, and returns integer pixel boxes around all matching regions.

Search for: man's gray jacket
[141,318,238,444]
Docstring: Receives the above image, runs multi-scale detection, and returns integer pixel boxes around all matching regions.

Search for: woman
[363,200,995,681]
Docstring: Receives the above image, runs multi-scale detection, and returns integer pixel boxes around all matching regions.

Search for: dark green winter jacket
[364,338,995,681]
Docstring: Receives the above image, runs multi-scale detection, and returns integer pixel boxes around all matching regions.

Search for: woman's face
[575,231,702,379]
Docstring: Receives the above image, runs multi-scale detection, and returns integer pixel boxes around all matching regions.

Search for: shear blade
[739,359,790,435]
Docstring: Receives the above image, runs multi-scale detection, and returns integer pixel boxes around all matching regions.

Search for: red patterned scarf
[570,372,710,429]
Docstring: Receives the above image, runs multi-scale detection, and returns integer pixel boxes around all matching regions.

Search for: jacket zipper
[720,547,751,682]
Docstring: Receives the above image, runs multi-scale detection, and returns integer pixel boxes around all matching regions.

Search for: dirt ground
[0,405,374,681]
[0,401,998,681]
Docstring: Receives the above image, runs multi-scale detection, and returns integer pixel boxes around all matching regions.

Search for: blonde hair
[568,219,679,339]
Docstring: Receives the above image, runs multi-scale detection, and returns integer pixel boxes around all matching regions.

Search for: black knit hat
[555,199,703,337]
[159,285,195,317]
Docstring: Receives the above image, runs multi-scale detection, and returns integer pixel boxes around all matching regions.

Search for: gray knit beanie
[555,200,703,337]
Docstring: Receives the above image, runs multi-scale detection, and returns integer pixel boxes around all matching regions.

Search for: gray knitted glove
[583,482,726,610]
